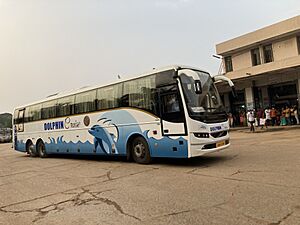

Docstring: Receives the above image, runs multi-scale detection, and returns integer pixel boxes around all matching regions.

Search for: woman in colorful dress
[280,107,286,126]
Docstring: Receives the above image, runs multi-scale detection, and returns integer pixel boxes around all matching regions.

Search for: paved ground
[0,129,300,225]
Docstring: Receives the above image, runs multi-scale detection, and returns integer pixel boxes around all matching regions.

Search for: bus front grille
[211,131,228,138]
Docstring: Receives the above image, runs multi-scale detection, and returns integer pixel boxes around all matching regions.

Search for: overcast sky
[1,0,300,114]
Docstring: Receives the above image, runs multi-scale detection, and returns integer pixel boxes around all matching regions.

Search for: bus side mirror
[212,75,235,98]
[195,80,202,94]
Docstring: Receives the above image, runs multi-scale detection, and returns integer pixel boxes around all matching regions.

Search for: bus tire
[131,136,151,164]
[37,141,47,158]
[27,142,38,157]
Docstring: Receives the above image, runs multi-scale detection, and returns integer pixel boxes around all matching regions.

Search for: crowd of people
[228,105,299,130]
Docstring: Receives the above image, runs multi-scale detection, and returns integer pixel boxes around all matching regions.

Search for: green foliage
[0,113,12,128]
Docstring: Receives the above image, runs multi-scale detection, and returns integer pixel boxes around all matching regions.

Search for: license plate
[216,141,225,148]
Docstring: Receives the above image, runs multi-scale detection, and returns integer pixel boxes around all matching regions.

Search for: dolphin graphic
[88,125,114,154]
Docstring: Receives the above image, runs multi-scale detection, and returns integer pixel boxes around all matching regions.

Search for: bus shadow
[152,155,236,167]
[30,153,236,168]
[23,154,127,164]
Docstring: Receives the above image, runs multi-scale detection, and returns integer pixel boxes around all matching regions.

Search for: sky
[1,0,300,114]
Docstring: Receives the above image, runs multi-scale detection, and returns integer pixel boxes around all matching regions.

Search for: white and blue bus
[13,66,234,164]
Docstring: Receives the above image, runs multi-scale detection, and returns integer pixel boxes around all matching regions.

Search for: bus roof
[14,65,209,110]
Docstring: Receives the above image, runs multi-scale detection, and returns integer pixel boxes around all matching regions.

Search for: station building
[215,15,300,117]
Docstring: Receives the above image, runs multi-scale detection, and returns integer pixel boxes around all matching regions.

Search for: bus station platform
[229,124,300,133]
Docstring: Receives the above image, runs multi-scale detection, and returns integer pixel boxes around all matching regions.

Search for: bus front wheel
[37,141,47,158]
[131,137,151,164]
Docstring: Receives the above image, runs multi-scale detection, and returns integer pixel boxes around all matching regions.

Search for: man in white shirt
[265,107,271,128]
[247,109,255,132]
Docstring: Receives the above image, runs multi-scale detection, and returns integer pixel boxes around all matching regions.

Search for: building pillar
[245,87,254,110]
[223,93,231,112]
[261,86,269,108]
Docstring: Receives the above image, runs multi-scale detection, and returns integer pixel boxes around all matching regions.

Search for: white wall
[273,37,299,61]
[231,51,252,71]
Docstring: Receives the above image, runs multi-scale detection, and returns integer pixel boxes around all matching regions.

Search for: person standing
[285,106,291,125]
[270,107,277,126]
[247,109,255,132]
[290,107,295,125]
[228,112,234,128]
[257,108,263,127]
[280,107,287,126]
[240,111,245,126]
[294,106,299,125]
[276,108,281,125]
[264,107,271,128]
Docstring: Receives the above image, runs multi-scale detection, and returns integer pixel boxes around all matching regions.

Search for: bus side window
[75,90,97,114]
[57,96,75,117]
[42,100,57,119]
[97,84,122,110]
[122,75,158,115]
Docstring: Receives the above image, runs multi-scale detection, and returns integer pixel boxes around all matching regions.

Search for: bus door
[159,85,186,136]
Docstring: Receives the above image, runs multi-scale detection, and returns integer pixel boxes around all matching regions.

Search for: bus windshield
[179,70,226,123]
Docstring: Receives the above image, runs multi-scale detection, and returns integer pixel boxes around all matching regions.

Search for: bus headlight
[194,133,210,138]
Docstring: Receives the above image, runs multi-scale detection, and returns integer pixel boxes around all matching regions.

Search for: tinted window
[18,110,25,124]
[57,96,75,117]
[42,100,57,119]
[160,84,185,122]
[24,107,29,123]
[74,90,97,114]
[13,110,19,124]
[154,70,176,88]
[17,109,25,131]
[122,76,158,114]
[97,84,122,110]
[162,93,180,114]
[28,104,42,122]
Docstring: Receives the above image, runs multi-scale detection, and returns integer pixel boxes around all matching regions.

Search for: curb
[229,125,300,133]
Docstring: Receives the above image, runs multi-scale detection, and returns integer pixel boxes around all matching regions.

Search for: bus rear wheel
[28,142,38,157]
[37,141,47,158]
[131,137,151,164]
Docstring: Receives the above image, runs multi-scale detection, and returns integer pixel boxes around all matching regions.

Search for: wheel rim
[39,143,45,155]
[29,144,35,155]
[134,142,145,159]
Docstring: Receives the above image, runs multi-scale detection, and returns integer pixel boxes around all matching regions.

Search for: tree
[0,113,12,128]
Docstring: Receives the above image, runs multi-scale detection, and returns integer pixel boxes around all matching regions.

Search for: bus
[0,128,12,143]
[13,65,235,164]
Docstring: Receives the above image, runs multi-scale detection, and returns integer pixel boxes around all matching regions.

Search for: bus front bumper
[190,139,230,157]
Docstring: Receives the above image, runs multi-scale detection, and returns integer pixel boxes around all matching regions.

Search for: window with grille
[251,48,261,66]
[224,56,233,72]
[263,44,274,63]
